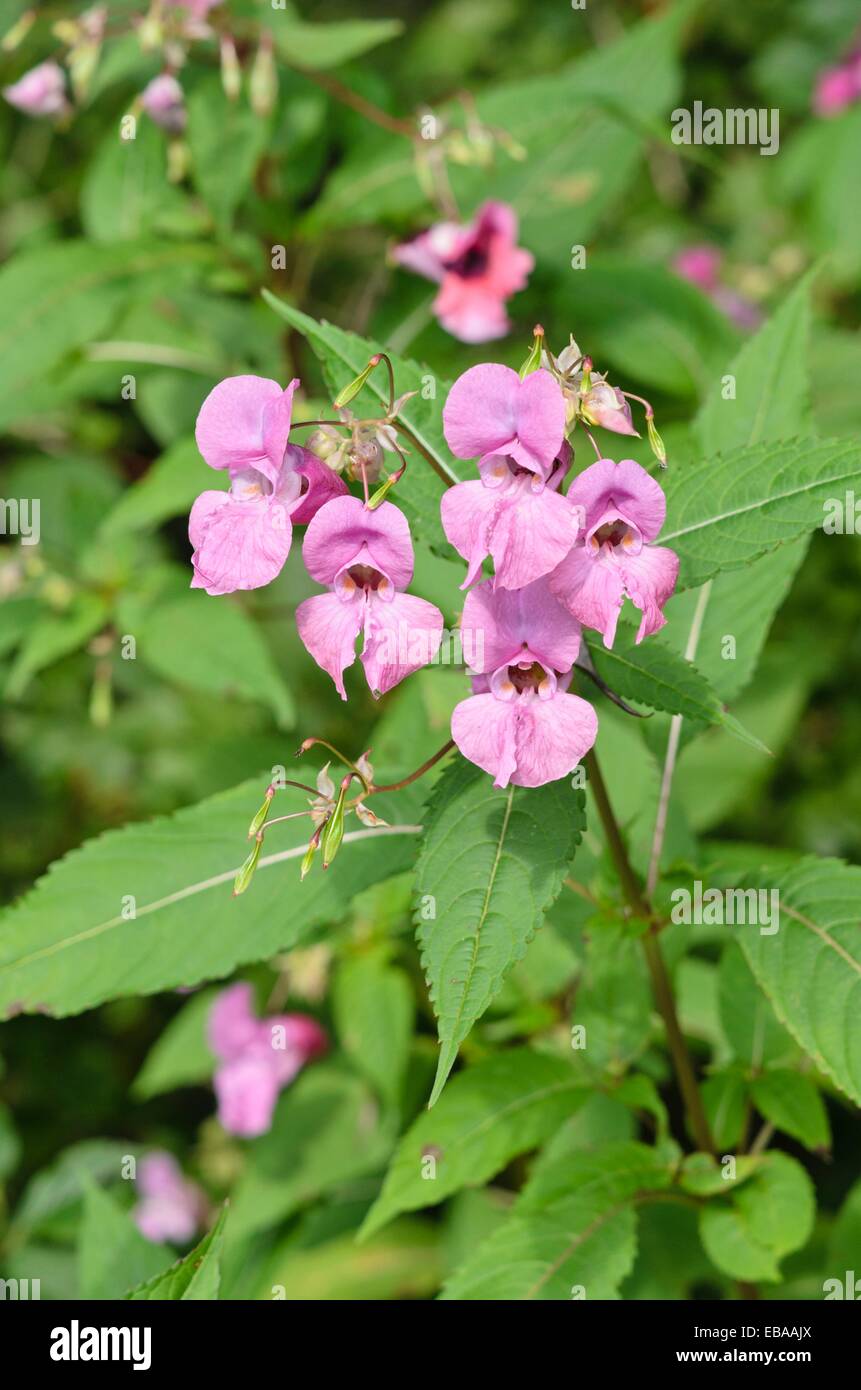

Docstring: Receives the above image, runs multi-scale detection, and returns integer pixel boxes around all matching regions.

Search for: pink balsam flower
[441,363,581,591]
[208,982,327,1138]
[451,577,597,788]
[393,201,533,343]
[141,73,186,133]
[133,1151,206,1245]
[3,61,67,117]
[296,496,444,700]
[551,457,679,649]
[189,375,346,595]
[813,58,861,116]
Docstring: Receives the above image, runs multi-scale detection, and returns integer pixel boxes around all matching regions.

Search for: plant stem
[583,748,715,1155]
[369,739,455,795]
[292,66,415,137]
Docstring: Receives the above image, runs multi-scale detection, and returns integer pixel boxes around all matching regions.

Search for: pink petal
[568,457,667,542]
[135,1194,199,1245]
[288,446,348,525]
[361,590,444,698]
[460,577,582,675]
[508,369,567,475]
[550,545,626,648]
[616,544,680,643]
[441,476,582,592]
[208,982,260,1062]
[443,363,521,460]
[295,590,365,700]
[189,490,292,595]
[434,280,511,343]
[213,1055,281,1138]
[195,376,297,485]
[3,61,66,117]
[137,1151,185,1200]
[301,496,414,588]
[451,688,598,788]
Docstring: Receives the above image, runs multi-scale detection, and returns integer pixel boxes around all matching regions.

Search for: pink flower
[189,375,346,595]
[133,1152,206,1245]
[141,73,186,133]
[579,381,637,436]
[3,62,67,118]
[451,577,597,788]
[208,982,327,1138]
[393,201,533,343]
[813,61,860,116]
[550,458,679,649]
[165,0,223,18]
[672,245,722,293]
[441,363,581,591]
[296,496,444,699]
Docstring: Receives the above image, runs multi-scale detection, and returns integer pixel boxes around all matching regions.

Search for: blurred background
[0,0,860,1299]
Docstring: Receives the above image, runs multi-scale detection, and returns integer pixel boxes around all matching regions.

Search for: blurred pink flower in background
[393,201,533,342]
[812,50,861,116]
[133,1151,207,1245]
[3,61,67,117]
[208,983,327,1137]
[672,244,761,330]
[140,73,186,133]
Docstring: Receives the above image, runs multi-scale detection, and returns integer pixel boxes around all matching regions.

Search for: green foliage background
[1,0,860,1301]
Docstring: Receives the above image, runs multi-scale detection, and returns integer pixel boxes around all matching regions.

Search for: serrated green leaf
[587,625,768,751]
[750,1069,830,1152]
[416,759,585,1105]
[662,436,861,592]
[440,1141,673,1300]
[0,778,422,1019]
[738,856,861,1107]
[718,942,794,1069]
[699,1152,815,1283]
[127,1206,227,1301]
[361,1049,589,1239]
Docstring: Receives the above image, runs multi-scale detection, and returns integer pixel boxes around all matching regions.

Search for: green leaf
[416,760,585,1105]
[699,1152,815,1283]
[0,240,213,430]
[101,437,226,536]
[739,856,861,1106]
[679,1152,758,1198]
[262,293,462,558]
[187,77,270,233]
[572,927,653,1077]
[120,587,295,729]
[440,1141,673,1300]
[701,1067,747,1150]
[662,436,861,591]
[228,1064,396,1240]
[259,1219,441,1301]
[78,1184,171,1299]
[4,593,110,700]
[127,1207,228,1301]
[361,1049,589,1239]
[81,122,181,244]
[0,777,422,1018]
[132,988,219,1101]
[8,1141,134,1241]
[587,624,769,751]
[827,1176,861,1272]
[332,954,414,1109]
[750,1069,830,1152]
[261,2,402,69]
[718,942,794,1069]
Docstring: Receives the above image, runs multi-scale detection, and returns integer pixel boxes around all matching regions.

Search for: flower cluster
[439,353,678,786]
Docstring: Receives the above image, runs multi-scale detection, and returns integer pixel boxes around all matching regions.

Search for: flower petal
[616,544,680,643]
[509,368,567,475]
[568,457,667,541]
[361,590,444,697]
[506,690,598,788]
[460,576,582,675]
[301,495,414,588]
[208,982,261,1062]
[195,375,296,486]
[550,544,626,648]
[443,363,520,460]
[434,280,511,343]
[442,477,581,591]
[189,490,292,595]
[295,591,364,700]
[288,445,349,525]
[213,1054,281,1138]
[451,693,519,788]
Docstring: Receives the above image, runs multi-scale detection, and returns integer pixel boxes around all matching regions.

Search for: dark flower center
[347,563,386,591]
[592,519,630,548]
[446,245,488,279]
[508,661,549,692]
